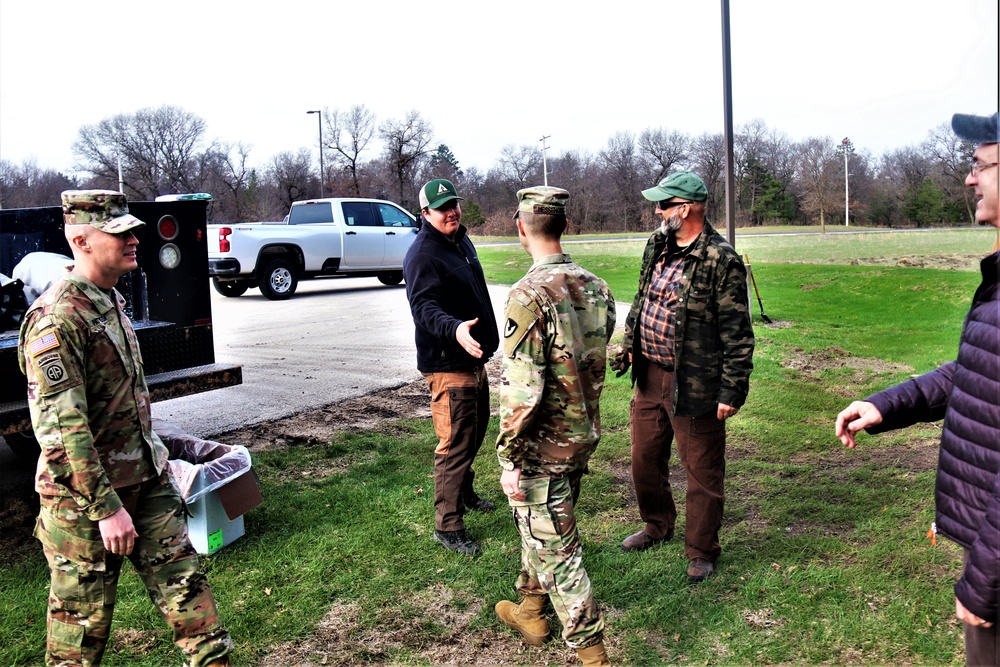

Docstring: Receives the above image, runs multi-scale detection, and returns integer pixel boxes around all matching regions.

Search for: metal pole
[307,110,325,198]
[540,135,551,186]
[843,145,849,226]
[118,155,124,194]
[721,0,736,247]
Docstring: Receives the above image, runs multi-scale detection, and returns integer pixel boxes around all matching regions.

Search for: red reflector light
[157,215,179,240]
[219,227,232,253]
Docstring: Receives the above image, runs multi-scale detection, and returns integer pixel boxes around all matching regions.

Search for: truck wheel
[377,271,404,286]
[212,278,250,297]
[260,259,298,300]
[4,430,40,462]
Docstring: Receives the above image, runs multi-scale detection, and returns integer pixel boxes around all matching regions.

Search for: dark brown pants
[630,359,726,562]
[424,367,489,532]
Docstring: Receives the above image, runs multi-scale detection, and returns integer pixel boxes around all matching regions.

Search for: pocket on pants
[48,617,85,652]
[36,510,108,604]
[509,476,550,507]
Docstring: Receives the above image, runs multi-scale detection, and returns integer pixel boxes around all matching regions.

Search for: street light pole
[307,110,325,198]
[841,137,850,226]
[539,135,551,186]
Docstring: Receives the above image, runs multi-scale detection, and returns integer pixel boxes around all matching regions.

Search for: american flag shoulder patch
[28,332,60,357]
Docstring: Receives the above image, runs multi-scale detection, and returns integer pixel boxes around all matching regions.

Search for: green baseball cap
[641,171,708,202]
[61,190,146,233]
[419,179,463,210]
[514,185,570,219]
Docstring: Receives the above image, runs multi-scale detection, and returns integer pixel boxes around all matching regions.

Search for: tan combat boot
[494,594,550,646]
[576,641,611,666]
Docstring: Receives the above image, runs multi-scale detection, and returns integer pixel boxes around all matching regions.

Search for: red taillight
[157,215,179,240]
[219,227,232,253]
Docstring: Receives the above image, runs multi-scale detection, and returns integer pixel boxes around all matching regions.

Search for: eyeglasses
[969,161,1000,175]
[656,200,690,211]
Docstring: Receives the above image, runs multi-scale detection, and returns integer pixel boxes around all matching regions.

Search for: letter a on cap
[438,184,449,194]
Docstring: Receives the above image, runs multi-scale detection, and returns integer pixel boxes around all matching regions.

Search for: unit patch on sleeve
[28,332,60,357]
[32,349,82,395]
[503,300,538,357]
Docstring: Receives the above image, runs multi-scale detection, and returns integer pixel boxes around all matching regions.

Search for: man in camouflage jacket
[18,190,231,667]
[494,186,615,667]
[612,171,754,583]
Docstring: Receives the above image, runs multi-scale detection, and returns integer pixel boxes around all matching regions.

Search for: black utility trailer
[0,198,242,455]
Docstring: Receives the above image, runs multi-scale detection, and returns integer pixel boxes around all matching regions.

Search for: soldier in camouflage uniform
[18,191,232,667]
[611,171,754,582]
[494,186,615,667]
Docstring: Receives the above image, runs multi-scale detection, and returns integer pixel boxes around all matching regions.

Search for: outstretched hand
[835,401,883,448]
[456,318,483,359]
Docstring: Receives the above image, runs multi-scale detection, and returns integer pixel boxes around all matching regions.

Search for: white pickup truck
[208,198,419,300]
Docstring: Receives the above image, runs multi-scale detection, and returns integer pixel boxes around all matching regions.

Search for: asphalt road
[149,277,512,438]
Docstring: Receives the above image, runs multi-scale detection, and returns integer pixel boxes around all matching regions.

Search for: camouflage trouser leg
[36,475,232,667]
[509,474,604,649]
[36,498,120,666]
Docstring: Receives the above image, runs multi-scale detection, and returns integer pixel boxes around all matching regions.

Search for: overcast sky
[1,0,997,180]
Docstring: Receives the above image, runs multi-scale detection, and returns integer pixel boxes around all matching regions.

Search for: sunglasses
[656,200,690,211]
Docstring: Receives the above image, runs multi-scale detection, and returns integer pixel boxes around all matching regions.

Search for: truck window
[341,202,378,227]
[288,202,334,225]
[376,204,415,228]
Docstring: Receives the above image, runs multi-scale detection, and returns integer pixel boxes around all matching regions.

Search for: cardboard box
[186,468,263,554]
[157,418,264,555]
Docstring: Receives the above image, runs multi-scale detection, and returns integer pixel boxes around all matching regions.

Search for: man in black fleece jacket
[404,178,500,556]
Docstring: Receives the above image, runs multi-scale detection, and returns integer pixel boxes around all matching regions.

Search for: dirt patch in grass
[0,494,39,564]
[257,583,615,666]
[788,434,940,474]
[780,345,913,387]
[216,381,432,452]
[848,254,984,271]
[218,359,506,453]
[112,628,160,655]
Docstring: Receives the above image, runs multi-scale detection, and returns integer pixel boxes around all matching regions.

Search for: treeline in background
[0,104,978,234]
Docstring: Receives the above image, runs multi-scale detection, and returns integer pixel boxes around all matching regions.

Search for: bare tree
[923,122,977,223]
[638,128,690,182]
[599,132,650,232]
[266,149,316,214]
[73,105,213,199]
[690,133,726,222]
[0,159,77,209]
[795,137,839,231]
[495,144,541,190]
[379,111,433,208]
[201,142,256,222]
[325,105,376,197]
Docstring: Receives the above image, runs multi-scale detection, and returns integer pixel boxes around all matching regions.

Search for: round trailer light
[157,215,179,240]
[159,243,181,269]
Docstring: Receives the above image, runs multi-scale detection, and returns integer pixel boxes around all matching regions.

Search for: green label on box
[208,529,224,552]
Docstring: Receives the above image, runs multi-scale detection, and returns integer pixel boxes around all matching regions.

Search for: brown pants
[424,367,489,532]
[630,359,726,562]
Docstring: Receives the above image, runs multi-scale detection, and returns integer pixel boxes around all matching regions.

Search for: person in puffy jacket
[836,111,999,666]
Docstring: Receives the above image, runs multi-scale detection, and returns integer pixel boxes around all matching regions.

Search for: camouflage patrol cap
[61,190,146,233]
[514,185,570,219]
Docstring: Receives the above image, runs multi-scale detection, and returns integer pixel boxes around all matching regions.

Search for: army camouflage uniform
[19,265,231,662]
[497,253,616,648]
[621,222,754,562]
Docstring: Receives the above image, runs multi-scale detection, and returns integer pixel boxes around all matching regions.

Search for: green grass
[2,228,992,665]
